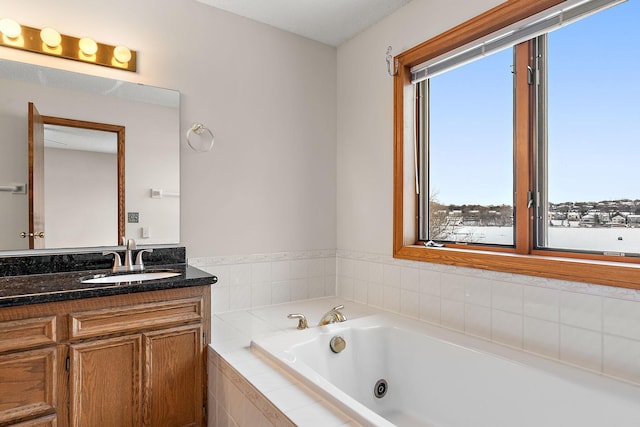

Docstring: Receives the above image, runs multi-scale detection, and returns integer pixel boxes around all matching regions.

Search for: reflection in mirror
[0,58,180,253]
[37,118,125,249]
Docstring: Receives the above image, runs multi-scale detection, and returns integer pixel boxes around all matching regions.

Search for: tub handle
[287,313,308,330]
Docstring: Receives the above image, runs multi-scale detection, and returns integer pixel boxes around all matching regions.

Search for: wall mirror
[0,58,180,253]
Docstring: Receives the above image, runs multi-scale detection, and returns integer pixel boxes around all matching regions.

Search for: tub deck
[210,297,640,427]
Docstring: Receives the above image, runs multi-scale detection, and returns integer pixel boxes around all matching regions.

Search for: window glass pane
[424,48,514,245]
[544,0,640,254]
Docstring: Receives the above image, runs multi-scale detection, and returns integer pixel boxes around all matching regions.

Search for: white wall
[0,0,337,258]
[336,0,502,254]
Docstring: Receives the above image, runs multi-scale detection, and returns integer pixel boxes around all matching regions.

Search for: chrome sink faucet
[103,238,153,272]
[319,305,347,326]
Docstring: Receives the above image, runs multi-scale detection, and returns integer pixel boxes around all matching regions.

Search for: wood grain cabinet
[0,286,210,427]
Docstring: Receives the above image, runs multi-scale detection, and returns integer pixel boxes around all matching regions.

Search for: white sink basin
[81,271,181,284]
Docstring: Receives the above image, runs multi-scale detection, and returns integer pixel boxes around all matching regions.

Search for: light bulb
[0,18,21,39]
[113,45,131,63]
[40,27,61,47]
[79,37,98,55]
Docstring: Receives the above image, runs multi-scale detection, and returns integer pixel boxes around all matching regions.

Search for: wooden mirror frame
[28,109,125,248]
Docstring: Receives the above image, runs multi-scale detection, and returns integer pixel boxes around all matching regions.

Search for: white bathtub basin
[251,313,640,427]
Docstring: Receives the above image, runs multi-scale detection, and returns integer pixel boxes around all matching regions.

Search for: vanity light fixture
[78,37,98,56]
[0,18,137,72]
[0,18,21,39]
[40,27,61,48]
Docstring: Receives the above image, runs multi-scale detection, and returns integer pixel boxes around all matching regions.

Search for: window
[418,48,514,246]
[393,0,640,289]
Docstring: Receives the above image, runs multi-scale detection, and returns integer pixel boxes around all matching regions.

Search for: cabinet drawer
[0,348,56,425]
[69,297,203,340]
[0,317,56,354]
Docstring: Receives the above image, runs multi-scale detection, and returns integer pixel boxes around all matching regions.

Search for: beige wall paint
[1,0,337,258]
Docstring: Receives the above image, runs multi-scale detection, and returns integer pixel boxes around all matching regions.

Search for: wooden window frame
[393,0,640,290]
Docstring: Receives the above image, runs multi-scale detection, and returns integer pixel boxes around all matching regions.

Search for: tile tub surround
[336,250,640,385]
[189,250,337,313]
[208,297,376,427]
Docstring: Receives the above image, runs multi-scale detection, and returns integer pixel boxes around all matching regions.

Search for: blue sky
[427,0,638,206]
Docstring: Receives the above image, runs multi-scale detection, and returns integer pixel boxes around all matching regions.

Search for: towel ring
[186,122,214,152]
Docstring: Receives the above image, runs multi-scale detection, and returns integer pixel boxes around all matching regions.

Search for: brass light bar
[0,20,137,72]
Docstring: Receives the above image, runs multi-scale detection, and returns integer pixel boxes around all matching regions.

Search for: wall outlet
[128,212,139,223]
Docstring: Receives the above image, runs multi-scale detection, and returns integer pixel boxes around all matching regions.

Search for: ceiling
[194,0,413,46]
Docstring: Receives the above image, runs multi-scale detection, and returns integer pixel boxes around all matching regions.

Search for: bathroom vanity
[0,248,215,427]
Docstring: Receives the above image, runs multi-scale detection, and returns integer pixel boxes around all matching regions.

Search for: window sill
[394,244,640,291]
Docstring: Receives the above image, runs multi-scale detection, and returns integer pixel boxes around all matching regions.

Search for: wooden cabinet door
[69,335,142,427]
[0,347,56,425]
[143,325,203,427]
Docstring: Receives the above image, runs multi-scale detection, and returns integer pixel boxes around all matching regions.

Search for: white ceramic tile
[603,297,640,341]
[492,281,523,314]
[229,264,252,286]
[339,277,355,300]
[368,283,384,308]
[338,258,354,279]
[211,337,250,357]
[465,278,492,307]
[308,277,326,299]
[367,261,384,284]
[400,267,420,292]
[400,290,420,318]
[523,285,559,322]
[440,277,465,303]
[492,309,523,348]
[383,286,401,312]
[419,293,440,324]
[325,275,337,297]
[208,265,231,287]
[560,291,602,332]
[419,269,441,296]
[251,283,272,307]
[523,316,559,358]
[291,278,309,301]
[271,281,291,304]
[353,260,369,281]
[211,316,245,343]
[271,261,291,282]
[309,258,325,278]
[440,299,464,331]
[229,285,252,311]
[382,264,402,288]
[286,400,350,427]
[265,383,321,412]
[325,257,337,277]
[603,334,640,384]
[290,259,309,279]
[465,304,491,339]
[251,262,272,284]
[353,279,368,304]
[227,354,273,378]
[247,370,296,393]
[560,324,602,372]
[212,286,230,313]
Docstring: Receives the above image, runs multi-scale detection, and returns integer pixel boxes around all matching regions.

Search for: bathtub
[251,312,640,427]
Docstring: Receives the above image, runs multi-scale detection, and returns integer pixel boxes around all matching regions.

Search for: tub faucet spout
[319,305,347,326]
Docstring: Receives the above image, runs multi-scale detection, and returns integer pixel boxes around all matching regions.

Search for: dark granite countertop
[0,264,217,308]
